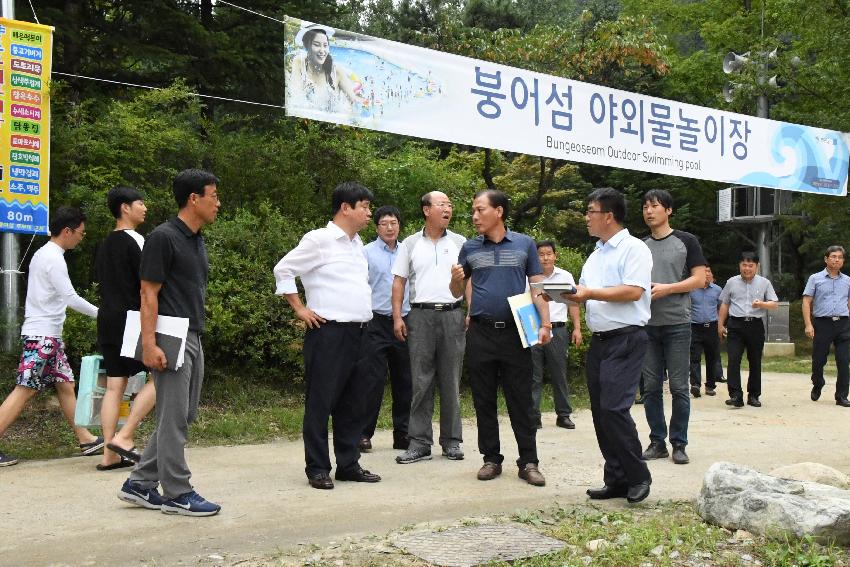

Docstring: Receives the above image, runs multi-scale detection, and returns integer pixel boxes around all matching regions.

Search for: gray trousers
[406,307,465,451]
[531,325,573,419]
[130,332,204,499]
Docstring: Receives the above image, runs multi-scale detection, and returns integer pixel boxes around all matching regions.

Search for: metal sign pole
[1,0,22,352]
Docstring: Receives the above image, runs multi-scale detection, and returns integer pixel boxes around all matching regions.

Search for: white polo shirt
[537,266,575,323]
[579,228,652,333]
[273,221,372,322]
[392,228,466,303]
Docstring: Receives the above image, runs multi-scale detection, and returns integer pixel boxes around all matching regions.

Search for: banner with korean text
[0,18,53,235]
[284,17,849,197]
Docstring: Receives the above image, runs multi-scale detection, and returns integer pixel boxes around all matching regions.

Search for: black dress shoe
[725,396,744,408]
[335,466,381,483]
[837,399,850,407]
[555,416,575,429]
[811,382,825,401]
[747,395,761,407]
[626,480,651,503]
[358,437,372,452]
[586,484,628,500]
[308,473,334,490]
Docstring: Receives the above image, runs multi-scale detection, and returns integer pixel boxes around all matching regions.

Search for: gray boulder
[697,462,850,544]
[769,462,850,489]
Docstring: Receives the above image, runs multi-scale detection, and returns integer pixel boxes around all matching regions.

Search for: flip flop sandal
[96,457,134,471]
[80,436,105,456]
[106,443,141,463]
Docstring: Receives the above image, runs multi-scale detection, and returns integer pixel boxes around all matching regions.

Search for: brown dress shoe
[518,463,546,486]
[308,473,334,490]
[477,462,502,481]
[358,437,372,452]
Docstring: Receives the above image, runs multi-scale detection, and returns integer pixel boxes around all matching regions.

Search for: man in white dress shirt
[531,240,582,430]
[0,207,102,467]
[273,182,382,490]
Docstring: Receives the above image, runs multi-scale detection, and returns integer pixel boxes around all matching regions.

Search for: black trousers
[726,318,765,398]
[361,314,412,440]
[811,317,850,400]
[302,322,369,477]
[466,319,538,467]
[690,322,723,389]
[586,327,651,488]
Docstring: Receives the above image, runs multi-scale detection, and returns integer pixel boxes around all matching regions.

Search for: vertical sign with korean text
[0,18,53,235]
[284,17,849,196]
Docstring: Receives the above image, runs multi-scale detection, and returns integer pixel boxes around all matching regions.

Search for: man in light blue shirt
[361,206,412,451]
[689,265,724,397]
[569,187,653,504]
[802,245,850,406]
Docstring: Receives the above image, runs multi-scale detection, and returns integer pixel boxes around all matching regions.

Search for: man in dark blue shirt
[118,169,222,517]
[450,190,551,487]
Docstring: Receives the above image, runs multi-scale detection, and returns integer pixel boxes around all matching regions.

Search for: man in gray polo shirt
[392,191,468,464]
[640,190,705,466]
[718,251,778,408]
[118,169,221,517]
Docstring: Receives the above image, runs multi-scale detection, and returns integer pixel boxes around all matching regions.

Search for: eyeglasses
[585,209,607,215]
[70,228,86,237]
[429,202,453,209]
[377,221,399,228]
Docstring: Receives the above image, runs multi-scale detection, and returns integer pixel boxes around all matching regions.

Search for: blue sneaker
[117,479,164,510]
[160,491,221,517]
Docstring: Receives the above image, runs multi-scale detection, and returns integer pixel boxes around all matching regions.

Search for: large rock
[697,462,850,544]
[769,462,850,489]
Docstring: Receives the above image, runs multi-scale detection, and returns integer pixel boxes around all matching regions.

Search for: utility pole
[1,0,21,352]
[755,93,771,280]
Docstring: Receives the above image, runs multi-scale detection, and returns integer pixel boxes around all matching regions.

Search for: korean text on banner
[283,17,849,197]
[0,18,54,235]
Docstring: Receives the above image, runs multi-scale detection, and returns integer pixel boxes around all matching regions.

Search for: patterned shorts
[16,336,74,391]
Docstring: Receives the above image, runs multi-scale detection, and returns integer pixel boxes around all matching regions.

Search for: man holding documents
[119,169,221,517]
[449,189,550,487]
[569,187,653,504]
[530,240,582,430]
[274,182,381,490]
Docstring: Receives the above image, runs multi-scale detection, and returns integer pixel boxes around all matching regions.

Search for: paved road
[2,371,849,566]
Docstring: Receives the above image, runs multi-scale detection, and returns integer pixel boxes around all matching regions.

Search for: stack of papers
[120,310,190,371]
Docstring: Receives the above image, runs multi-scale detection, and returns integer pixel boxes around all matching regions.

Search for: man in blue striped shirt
[802,245,850,406]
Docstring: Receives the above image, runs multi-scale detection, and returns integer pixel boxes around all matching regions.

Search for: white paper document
[121,310,190,370]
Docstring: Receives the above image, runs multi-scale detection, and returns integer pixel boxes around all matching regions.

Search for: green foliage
[202,204,311,379]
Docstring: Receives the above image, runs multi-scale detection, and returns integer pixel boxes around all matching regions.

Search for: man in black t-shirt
[117,170,222,517]
[95,186,156,471]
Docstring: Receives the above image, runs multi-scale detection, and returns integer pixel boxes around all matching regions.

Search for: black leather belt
[730,316,759,322]
[592,325,641,339]
[693,321,717,327]
[410,301,462,311]
[372,312,393,320]
[323,320,369,328]
[551,322,566,328]
[815,316,849,321]
[470,315,514,329]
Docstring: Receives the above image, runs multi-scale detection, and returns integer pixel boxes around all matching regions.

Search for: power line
[52,71,285,109]
[216,1,285,24]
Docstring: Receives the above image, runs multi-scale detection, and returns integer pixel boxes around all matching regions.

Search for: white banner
[284,17,849,197]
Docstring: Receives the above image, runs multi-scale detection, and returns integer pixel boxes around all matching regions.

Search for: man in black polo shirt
[450,190,551,486]
[118,169,221,517]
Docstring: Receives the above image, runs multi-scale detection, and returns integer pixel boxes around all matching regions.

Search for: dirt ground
[2,370,849,566]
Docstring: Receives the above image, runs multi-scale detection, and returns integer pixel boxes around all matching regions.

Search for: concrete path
[2,371,849,566]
